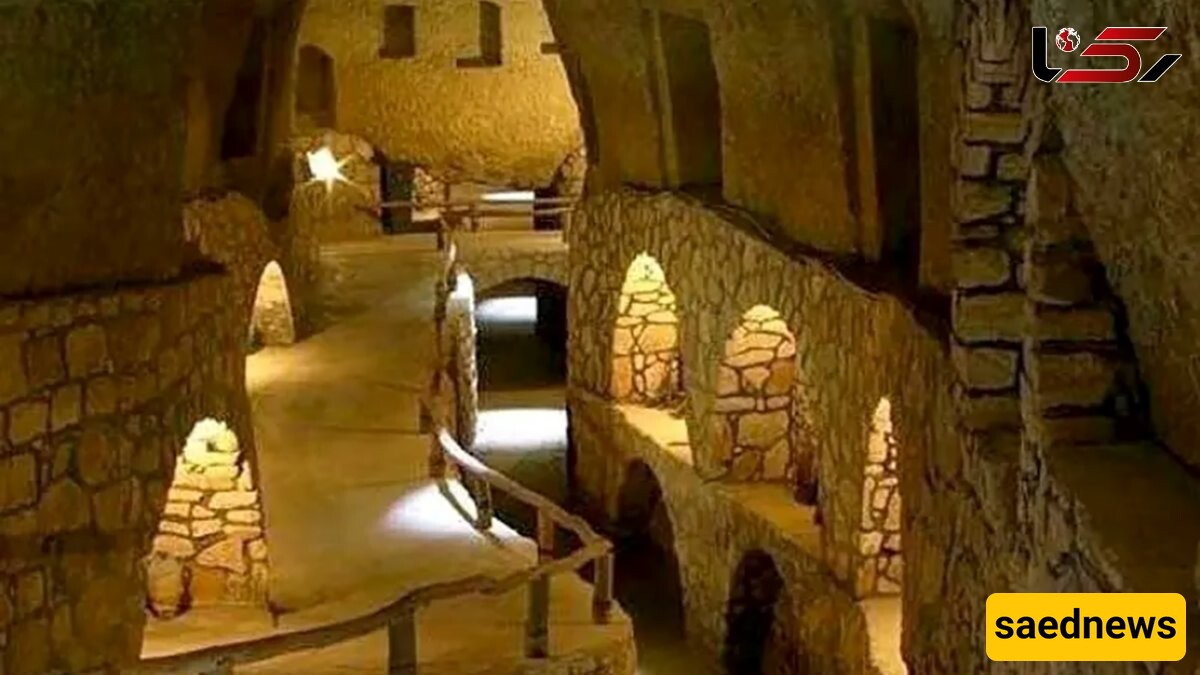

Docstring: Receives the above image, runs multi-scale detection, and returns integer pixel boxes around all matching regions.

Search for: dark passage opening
[868,18,923,288]
[614,461,685,636]
[296,45,336,128]
[221,19,268,160]
[724,550,785,675]
[660,13,723,191]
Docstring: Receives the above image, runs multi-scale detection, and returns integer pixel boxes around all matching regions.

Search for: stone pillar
[949,4,1031,434]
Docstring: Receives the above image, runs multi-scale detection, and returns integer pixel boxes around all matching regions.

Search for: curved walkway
[141,236,631,674]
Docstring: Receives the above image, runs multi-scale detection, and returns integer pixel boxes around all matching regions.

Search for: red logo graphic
[1056,27,1081,52]
[1032,26,1183,84]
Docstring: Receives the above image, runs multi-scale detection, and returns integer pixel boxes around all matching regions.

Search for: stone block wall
[571,394,879,675]
[0,269,248,675]
[712,306,798,483]
[856,399,902,597]
[147,419,268,616]
[183,191,311,345]
[445,274,480,450]
[610,254,681,406]
[566,189,954,603]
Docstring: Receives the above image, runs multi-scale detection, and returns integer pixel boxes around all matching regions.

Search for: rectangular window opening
[381,5,417,59]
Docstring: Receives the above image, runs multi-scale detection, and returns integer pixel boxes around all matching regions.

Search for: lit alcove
[713,305,796,481]
[145,419,268,619]
[858,397,902,596]
[250,261,296,348]
[611,254,682,407]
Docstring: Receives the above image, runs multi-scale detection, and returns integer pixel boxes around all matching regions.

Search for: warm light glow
[381,483,477,537]
[477,296,538,326]
[482,190,536,203]
[305,146,350,192]
[474,408,567,455]
[182,418,238,464]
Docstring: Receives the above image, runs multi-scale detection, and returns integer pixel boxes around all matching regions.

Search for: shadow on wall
[724,550,791,675]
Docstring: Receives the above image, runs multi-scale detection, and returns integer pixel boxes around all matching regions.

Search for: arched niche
[610,254,682,406]
[250,261,297,348]
[146,418,268,619]
[857,397,902,597]
[712,305,797,482]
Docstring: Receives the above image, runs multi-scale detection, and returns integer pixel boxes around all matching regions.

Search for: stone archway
[713,305,797,481]
[146,419,269,619]
[250,261,296,348]
[857,397,902,597]
[614,460,686,644]
[610,253,682,406]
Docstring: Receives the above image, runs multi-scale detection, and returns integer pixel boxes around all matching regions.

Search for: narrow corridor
[472,285,720,675]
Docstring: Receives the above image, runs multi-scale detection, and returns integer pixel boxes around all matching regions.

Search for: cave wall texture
[297,0,582,186]
[2,0,1200,673]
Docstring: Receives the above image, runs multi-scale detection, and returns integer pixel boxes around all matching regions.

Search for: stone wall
[290,130,385,244]
[566,189,955,622]
[572,394,880,675]
[566,188,1200,673]
[456,232,568,296]
[610,254,681,406]
[445,274,480,450]
[183,191,312,344]
[147,419,268,616]
[297,0,582,187]
[0,269,248,675]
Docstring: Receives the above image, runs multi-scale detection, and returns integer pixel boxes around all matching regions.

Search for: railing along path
[134,429,613,675]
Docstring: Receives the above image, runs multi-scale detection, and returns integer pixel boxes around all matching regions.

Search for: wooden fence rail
[132,430,612,674]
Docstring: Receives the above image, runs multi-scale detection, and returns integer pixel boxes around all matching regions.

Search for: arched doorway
[857,397,902,596]
[714,305,798,482]
[724,550,788,675]
[250,261,296,348]
[614,460,697,673]
[611,253,682,407]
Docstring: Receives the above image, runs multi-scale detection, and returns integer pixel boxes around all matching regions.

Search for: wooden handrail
[380,196,579,210]
[133,431,612,675]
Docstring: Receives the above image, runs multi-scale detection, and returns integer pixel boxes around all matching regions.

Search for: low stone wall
[0,269,248,675]
[567,190,954,592]
[456,232,568,296]
[571,394,878,675]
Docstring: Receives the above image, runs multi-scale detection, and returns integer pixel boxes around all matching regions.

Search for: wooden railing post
[388,608,417,675]
[536,509,555,562]
[591,553,614,625]
[525,576,550,659]
[476,480,493,530]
